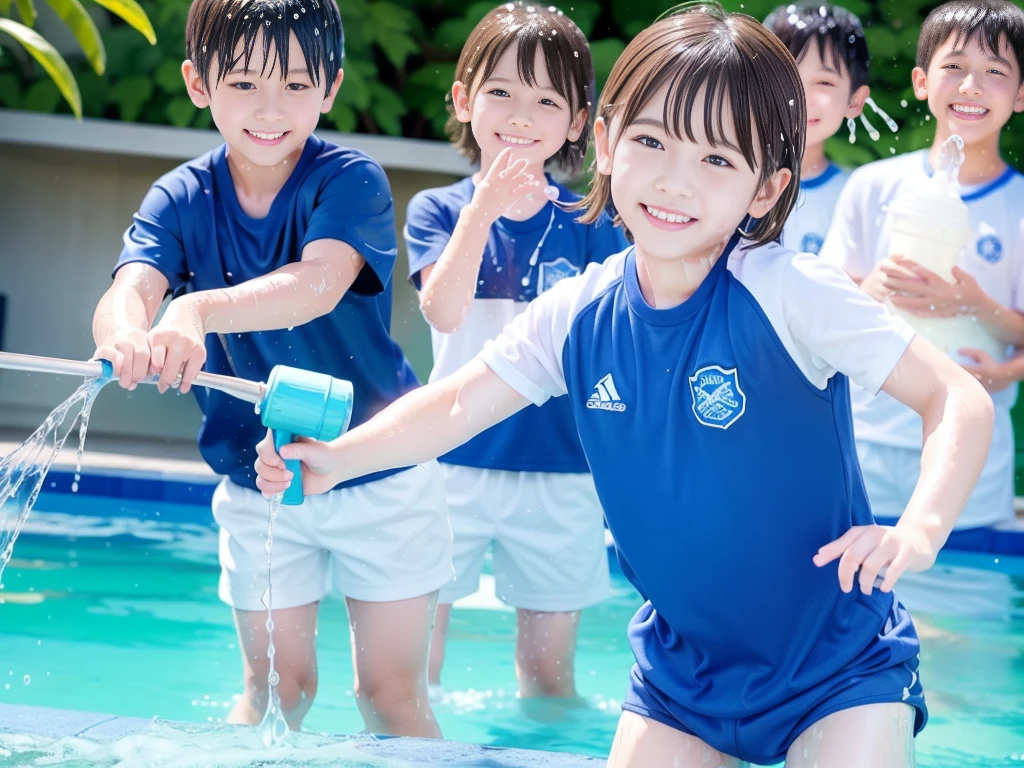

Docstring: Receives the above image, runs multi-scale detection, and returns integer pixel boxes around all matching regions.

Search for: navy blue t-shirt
[116,136,418,490]
[404,175,628,472]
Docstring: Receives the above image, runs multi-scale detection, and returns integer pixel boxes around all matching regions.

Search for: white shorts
[856,441,1015,530]
[212,462,454,611]
[438,464,611,611]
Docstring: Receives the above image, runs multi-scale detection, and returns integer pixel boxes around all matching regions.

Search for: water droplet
[23,675,30,685]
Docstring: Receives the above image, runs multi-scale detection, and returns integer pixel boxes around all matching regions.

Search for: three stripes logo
[587,373,626,412]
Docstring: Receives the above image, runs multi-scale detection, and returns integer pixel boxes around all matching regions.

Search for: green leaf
[0,0,12,15]
[23,75,59,111]
[589,38,626,94]
[0,72,22,108]
[337,57,372,111]
[366,2,419,69]
[327,102,358,133]
[154,57,183,93]
[14,0,36,26]
[44,0,105,75]
[368,80,406,135]
[0,18,80,116]
[108,73,151,120]
[87,0,155,44]
[165,96,195,127]
[561,1,600,38]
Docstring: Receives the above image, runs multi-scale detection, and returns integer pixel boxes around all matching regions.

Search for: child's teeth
[500,135,534,145]
[250,130,284,139]
[645,205,691,224]
[953,105,986,115]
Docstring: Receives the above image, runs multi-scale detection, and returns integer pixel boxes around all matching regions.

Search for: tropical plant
[0,0,155,118]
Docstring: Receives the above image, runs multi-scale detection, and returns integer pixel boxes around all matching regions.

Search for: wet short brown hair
[575,3,805,246]
[447,2,594,175]
[917,0,1024,83]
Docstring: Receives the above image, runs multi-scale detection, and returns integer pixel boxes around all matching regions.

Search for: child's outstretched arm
[92,263,170,389]
[254,358,530,496]
[416,147,540,333]
[814,335,994,593]
[149,241,366,393]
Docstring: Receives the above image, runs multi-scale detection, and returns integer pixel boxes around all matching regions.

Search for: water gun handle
[273,429,305,506]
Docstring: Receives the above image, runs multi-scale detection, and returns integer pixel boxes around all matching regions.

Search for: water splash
[257,492,288,747]
[0,374,109,584]
[865,97,899,133]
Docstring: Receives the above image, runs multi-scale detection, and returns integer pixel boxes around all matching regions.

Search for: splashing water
[257,492,289,747]
[0,374,108,584]
[865,97,899,133]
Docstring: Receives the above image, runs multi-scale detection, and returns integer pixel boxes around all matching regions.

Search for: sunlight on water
[0,374,108,584]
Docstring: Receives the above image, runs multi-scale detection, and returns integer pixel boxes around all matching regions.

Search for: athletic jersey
[478,235,920,718]
[781,162,849,255]
[404,174,627,472]
[820,150,1024,527]
[116,135,418,491]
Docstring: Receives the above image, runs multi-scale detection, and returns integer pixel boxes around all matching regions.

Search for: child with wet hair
[257,3,993,765]
[93,0,451,737]
[764,2,872,254]
[403,2,627,699]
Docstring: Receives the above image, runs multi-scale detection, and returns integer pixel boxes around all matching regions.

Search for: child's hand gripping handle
[272,429,306,506]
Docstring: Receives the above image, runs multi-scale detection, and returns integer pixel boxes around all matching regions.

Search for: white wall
[0,129,459,440]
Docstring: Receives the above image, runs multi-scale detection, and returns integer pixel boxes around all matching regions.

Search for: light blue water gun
[0,351,352,506]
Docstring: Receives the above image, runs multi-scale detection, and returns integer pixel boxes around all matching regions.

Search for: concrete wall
[0,138,458,441]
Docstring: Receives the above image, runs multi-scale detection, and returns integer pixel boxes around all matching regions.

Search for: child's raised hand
[94,327,152,390]
[813,524,936,595]
[148,296,208,394]
[960,347,1013,393]
[254,429,340,497]
[470,146,543,222]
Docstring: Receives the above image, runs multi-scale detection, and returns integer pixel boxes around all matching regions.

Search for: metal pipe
[0,351,266,404]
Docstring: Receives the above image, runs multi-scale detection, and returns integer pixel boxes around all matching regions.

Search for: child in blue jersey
[90,0,452,738]
[764,3,871,255]
[821,0,1024,578]
[255,4,994,766]
[403,2,628,697]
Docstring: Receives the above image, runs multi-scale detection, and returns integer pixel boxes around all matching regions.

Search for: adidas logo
[587,373,626,412]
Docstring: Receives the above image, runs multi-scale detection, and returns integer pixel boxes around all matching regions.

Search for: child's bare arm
[815,336,993,593]
[254,358,530,495]
[92,263,170,388]
[148,240,366,393]
[417,148,540,333]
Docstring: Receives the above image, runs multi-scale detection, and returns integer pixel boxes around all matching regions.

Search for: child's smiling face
[453,45,586,169]
[914,31,1024,148]
[184,30,342,168]
[594,83,791,263]
[796,38,869,150]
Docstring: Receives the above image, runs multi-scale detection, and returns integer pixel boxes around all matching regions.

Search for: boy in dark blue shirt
[91,0,451,738]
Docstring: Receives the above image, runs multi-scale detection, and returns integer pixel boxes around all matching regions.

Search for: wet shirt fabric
[116,136,418,491]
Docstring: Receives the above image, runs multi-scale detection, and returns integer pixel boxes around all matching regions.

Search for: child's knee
[354,668,423,713]
[244,665,318,713]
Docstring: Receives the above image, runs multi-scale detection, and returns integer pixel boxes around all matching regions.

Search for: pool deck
[0,703,603,766]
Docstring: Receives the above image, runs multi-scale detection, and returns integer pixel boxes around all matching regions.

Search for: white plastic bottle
[886,135,1003,359]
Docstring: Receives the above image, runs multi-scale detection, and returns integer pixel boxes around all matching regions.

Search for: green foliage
[0,0,154,116]
[1,0,1024,168]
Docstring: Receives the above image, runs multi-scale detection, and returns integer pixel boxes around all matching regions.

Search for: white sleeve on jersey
[781,252,916,394]
[731,244,915,394]
[479,252,628,405]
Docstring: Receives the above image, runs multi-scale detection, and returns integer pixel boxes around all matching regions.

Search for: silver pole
[0,352,266,404]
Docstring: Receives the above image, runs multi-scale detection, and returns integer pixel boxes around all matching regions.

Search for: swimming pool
[1,470,1023,766]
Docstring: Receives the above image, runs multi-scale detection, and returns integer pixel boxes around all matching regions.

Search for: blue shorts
[622,603,928,765]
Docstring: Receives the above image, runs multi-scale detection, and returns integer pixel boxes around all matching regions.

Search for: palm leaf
[0,18,81,117]
[44,0,105,74]
[14,0,36,27]
[87,0,154,44]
